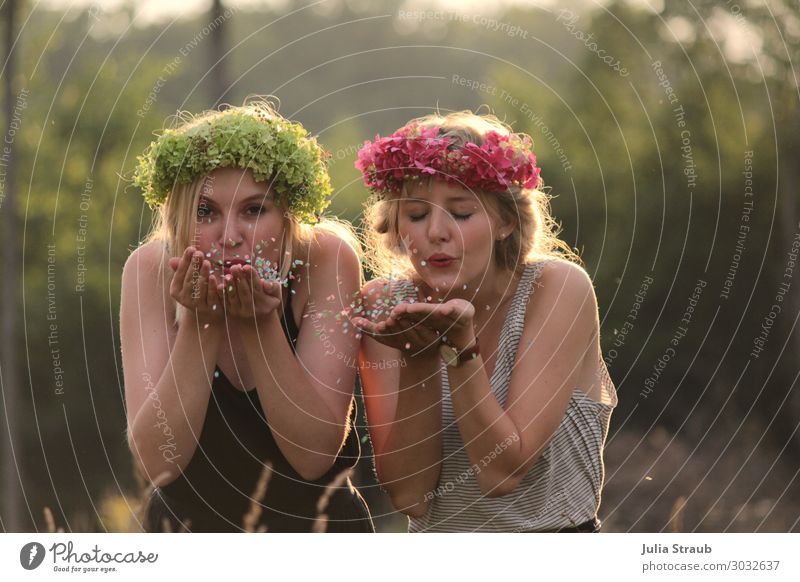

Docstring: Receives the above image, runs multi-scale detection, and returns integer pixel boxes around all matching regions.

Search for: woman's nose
[218,221,246,250]
[427,207,451,242]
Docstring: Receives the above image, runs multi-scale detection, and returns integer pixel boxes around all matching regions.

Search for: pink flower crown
[355,124,542,196]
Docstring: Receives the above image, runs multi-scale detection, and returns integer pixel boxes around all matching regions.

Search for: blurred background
[0,0,798,533]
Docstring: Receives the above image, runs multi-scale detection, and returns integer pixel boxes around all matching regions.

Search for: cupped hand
[169,247,223,321]
[220,264,282,323]
[389,299,476,349]
[351,310,442,359]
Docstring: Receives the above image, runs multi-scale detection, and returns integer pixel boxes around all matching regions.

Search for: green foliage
[133,104,333,223]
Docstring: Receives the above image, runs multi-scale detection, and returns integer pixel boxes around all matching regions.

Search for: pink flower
[355,125,541,195]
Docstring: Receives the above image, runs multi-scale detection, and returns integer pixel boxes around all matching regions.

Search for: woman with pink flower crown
[352,111,617,532]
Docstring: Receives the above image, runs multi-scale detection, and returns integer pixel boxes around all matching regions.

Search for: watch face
[439,344,459,367]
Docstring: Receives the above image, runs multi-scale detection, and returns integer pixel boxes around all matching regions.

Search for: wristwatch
[439,337,480,368]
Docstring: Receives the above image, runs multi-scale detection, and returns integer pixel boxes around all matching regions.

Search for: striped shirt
[401,260,617,532]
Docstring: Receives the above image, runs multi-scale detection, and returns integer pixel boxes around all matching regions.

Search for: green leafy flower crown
[133,104,332,224]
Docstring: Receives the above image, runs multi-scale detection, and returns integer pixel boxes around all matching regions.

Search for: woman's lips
[222,258,248,273]
[427,254,456,268]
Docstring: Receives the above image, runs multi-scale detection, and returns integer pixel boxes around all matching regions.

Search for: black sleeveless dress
[143,286,374,532]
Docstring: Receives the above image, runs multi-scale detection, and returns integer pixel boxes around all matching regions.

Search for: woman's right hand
[168,246,223,321]
[352,312,441,360]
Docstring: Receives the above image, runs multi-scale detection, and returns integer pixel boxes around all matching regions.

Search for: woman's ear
[495,215,517,241]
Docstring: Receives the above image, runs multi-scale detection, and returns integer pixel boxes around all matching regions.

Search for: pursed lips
[426,254,456,268]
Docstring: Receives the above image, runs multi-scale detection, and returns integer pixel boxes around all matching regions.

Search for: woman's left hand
[220,264,283,322]
[390,298,476,349]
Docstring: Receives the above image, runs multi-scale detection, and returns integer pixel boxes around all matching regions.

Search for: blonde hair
[362,110,581,278]
[141,102,361,324]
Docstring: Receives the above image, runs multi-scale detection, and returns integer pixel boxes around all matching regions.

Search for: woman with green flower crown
[121,99,374,532]
[353,111,617,532]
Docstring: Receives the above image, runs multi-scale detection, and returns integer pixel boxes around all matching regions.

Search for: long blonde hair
[362,110,580,279]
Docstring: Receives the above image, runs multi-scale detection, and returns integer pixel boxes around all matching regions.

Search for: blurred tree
[1,0,24,532]
[209,0,231,108]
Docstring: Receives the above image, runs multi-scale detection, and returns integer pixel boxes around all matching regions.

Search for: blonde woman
[353,111,616,532]
[121,101,373,532]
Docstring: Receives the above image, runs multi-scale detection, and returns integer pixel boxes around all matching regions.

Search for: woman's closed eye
[408,211,473,222]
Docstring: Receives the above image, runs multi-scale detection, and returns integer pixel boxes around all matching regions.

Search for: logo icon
[20,542,46,570]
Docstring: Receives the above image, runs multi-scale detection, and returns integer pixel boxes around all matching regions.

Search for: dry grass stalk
[43,507,64,533]
[669,495,687,532]
[243,462,273,533]
[312,468,352,533]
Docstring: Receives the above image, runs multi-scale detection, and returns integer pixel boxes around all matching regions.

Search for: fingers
[197,259,210,304]
[207,273,221,311]
[235,267,254,318]
[183,250,202,294]
[223,273,239,314]
[170,247,193,298]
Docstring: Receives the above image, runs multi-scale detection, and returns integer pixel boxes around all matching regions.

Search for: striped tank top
[403,260,617,532]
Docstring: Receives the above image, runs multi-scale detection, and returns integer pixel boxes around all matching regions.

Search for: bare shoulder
[305,228,361,278]
[528,258,598,323]
[309,227,360,262]
[122,239,168,282]
[536,258,594,293]
[121,239,172,316]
